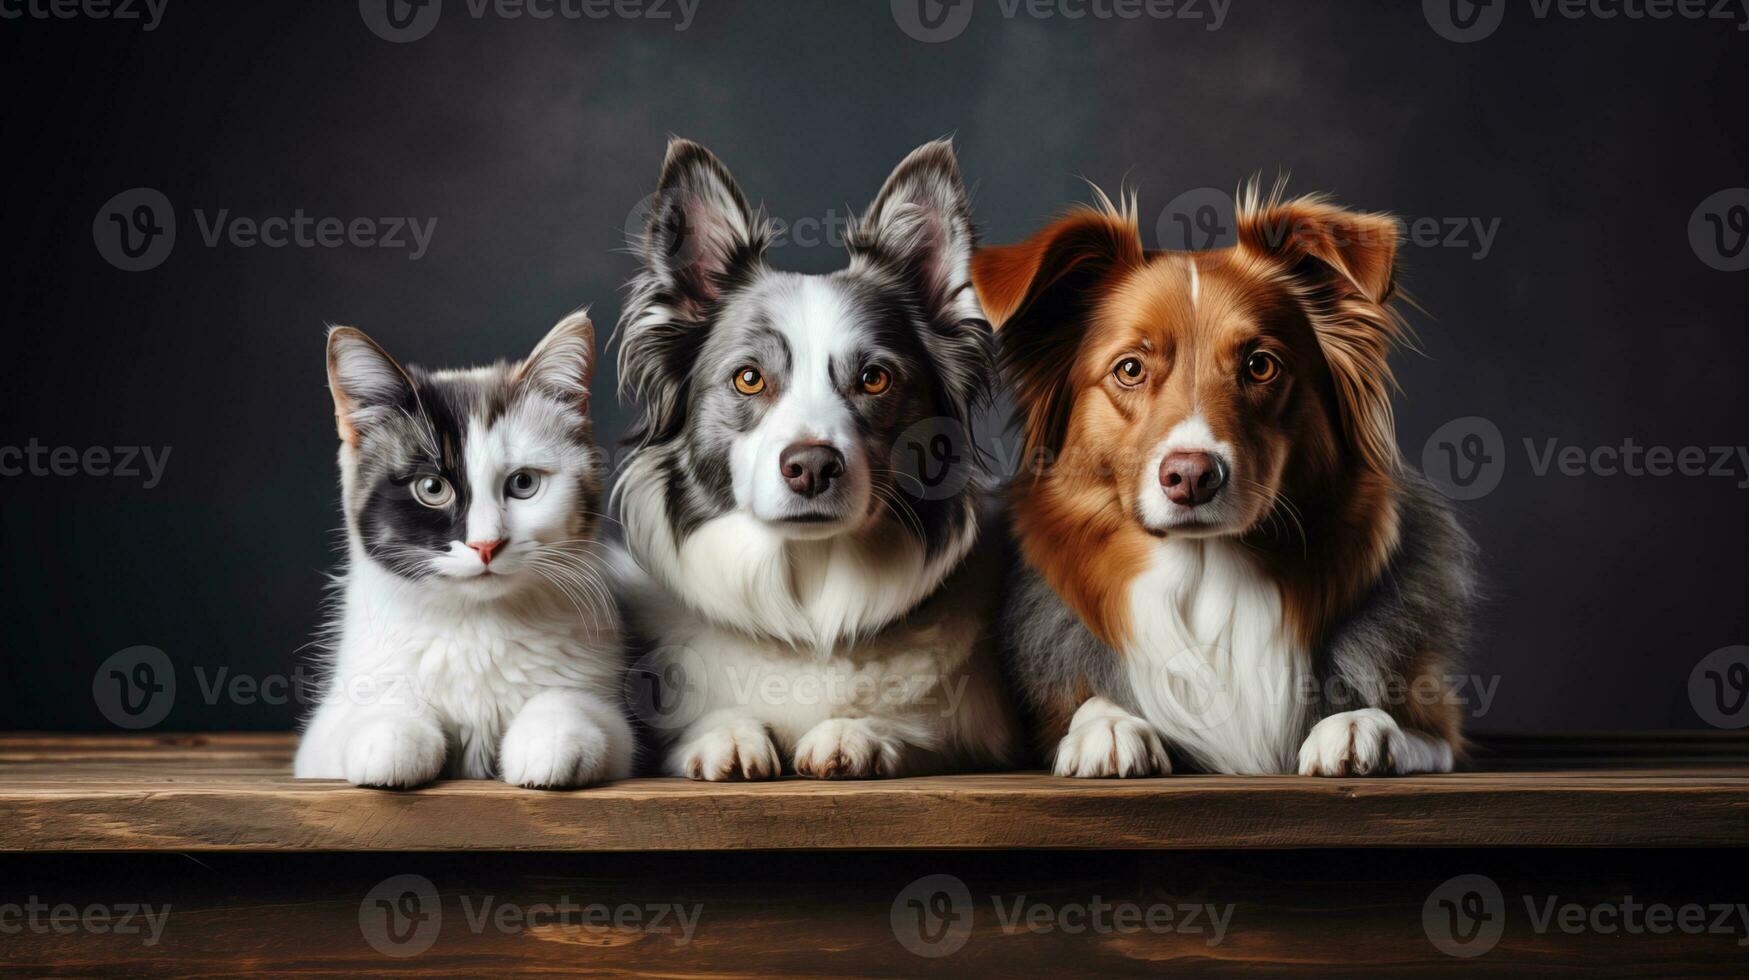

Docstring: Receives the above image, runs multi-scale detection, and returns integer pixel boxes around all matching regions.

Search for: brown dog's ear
[973,205,1144,466]
[1237,189,1407,474]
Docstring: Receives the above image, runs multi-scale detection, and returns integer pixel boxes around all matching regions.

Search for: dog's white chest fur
[1120,538,1309,774]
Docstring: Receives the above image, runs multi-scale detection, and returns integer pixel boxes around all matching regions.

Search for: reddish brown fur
[979,187,1452,737]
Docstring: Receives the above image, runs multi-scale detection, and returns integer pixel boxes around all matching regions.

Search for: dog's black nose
[1160,452,1227,506]
[780,443,845,498]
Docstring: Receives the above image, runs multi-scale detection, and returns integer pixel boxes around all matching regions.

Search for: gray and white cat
[294,312,633,788]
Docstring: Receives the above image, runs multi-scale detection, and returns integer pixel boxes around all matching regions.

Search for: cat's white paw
[793,719,904,779]
[674,720,781,781]
[499,718,613,789]
[1301,707,1434,777]
[1054,714,1171,778]
[342,716,446,788]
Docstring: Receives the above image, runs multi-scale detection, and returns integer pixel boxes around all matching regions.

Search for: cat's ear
[326,326,414,446]
[515,310,594,413]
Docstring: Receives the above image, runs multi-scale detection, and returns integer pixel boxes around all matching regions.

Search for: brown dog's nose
[1160,452,1227,507]
[780,443,845,499]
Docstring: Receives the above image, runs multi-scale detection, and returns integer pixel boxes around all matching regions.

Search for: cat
[293,311,633,788]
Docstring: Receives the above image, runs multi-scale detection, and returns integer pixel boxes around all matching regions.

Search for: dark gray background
[1,0,1744,731]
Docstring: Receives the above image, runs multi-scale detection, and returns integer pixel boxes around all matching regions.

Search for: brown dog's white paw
[1297,708,1454,776]
[793,718,904,779]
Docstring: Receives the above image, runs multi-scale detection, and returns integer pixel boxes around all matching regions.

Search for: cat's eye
[859,365,892,395]
[505,470,542,500]
[1245,351,1284,385]
[1114,357,1147,387]
[411,476,454,509]
[733,366,766,396]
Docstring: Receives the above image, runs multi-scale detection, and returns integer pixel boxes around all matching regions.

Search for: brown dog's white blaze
[978,186,1462,754]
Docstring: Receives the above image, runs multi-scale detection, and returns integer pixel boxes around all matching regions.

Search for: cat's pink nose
[467,539,505,566]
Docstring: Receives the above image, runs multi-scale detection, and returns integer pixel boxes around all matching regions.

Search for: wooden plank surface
[4,850,1748,977]
[3,733,1748,852]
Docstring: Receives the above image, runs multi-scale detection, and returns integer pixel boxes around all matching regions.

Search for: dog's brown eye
[859,366,892,395]
[733,367,765,396]
[1114,357,1146,387]
[1245,351,1283,385]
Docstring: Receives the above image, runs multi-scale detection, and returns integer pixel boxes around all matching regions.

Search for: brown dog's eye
[1245,352,1283,385]
[733,367,766,396]
[1114,357,1146,387]
[859,366,892,395]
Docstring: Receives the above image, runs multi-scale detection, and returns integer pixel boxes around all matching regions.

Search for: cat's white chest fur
[1119,538,1309,775]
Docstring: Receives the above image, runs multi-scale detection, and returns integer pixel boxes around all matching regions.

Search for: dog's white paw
[1298,708,1408,776]
[499,718,612,789]
[342,716,446,788]
[674,720,781,781]
[1054,715,1171,778]
[794,719,904,779]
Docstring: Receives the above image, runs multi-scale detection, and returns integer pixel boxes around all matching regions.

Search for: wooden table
[3,732,1747,976]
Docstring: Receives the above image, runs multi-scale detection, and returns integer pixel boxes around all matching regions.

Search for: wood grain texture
[2,733,1748,852]
[3,850,1748,977]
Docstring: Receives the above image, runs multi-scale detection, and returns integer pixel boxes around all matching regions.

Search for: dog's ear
[515,310,594,414]
[973,206,1145,466]
[1237,191,1406,474]
[326,326,414,447]
[621,140,769,447]
[852,139,979,326]
[853,139,994,427]
[635,139,769,321]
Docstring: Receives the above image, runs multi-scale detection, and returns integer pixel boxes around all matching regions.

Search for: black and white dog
[615,139,1019,779]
